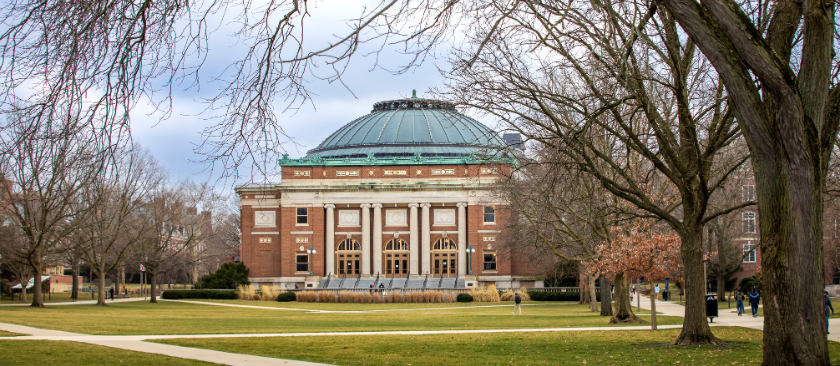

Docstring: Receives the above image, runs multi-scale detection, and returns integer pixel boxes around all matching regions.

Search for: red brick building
[236,94,544,289]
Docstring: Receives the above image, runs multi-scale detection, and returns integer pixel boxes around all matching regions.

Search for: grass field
[0,301,681,335]
[154,327,840,365]
[0,330,23,336]
[0,340,215,365]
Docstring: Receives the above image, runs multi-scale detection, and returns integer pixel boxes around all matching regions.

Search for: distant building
[503,133,523,150]
[236,94,547,290]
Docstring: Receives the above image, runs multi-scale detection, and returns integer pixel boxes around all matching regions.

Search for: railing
[353,273,361,288]
[322,273,332,288]
[524,287,600,292]
[423,273,429,288]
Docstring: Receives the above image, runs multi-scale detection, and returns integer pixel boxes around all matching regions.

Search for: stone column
[457,203,467,276]
[361,203,371,275]
[421,203,431,275]
[409,203,419,275]
[325,204,335,275]
[372,204,383,276]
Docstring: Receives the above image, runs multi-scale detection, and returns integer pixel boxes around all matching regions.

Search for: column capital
[324,204,336,209]
[371,203,383,209]
[456,202,468,208]
[360,203,372,209]
[420,203,432,208]
[408,202,420,208]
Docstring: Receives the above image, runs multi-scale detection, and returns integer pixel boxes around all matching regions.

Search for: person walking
[826,291,835,334]
[749,288,761,317]
[735,290,745,316]
[513,293,522,315]
[109,287,114,301]
[654,284,660,299]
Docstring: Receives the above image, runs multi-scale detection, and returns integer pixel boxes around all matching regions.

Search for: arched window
[433,238,456,250]
[385,238,408,251]
[337,239,360,251]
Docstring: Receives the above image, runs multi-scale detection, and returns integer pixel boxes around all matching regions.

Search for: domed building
[236,92,547,290]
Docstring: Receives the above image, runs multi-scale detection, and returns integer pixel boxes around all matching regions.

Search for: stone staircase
[389,278,407,288]
[440,278,457,288]
[455,278,466,288]
[405,278,425,288]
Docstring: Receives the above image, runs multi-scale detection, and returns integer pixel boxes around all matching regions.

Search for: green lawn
[0,301,681,335]
[0,340,215,365]
[155,327,840,365]
[0,330,23,336]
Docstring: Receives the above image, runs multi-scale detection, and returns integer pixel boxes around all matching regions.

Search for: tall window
[483,251,497,271]
[742,212,756,233]
[743,244,757,263]
[296,254,309,272]
[337,239,360,275]
[433,238,456,250]
[742,185,755,202]
[296,208,308,225]
[483,206,495,223]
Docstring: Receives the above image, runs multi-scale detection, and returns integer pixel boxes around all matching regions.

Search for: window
[743,244,757,263]
[433,238,456,250]
[483,251,497,271]
[337,239,361,251]
[296,254,309,272]
[742,212,756,233]
[742,185,755,202]
[296,208,308,225]
[483,206,495,224]
[385,239,408,251]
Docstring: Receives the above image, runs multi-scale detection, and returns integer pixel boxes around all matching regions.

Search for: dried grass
[470,285,501,302]
[261,286,281,301]
[237,285,258,301]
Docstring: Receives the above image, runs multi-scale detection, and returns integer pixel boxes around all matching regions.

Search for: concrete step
[441,278,457,288]
[389,278,407,288]
[405,279,425,288]
[455,278,466,288]
[356,279,376,289]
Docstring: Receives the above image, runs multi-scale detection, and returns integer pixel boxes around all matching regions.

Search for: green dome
[305,97,508,159]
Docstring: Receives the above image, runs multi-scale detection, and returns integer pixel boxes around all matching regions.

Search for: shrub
[457,293,474,302]
[195,262,250,289]
[261,286,281,301]
[161,290,237,300]
[470,285,501,302]
[277,292,296,302]
[527,291,601,301]
[237,285,258,300]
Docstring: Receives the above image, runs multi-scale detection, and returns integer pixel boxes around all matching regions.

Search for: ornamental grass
[260,286,281,301]
[470,285,501,302]
[499,287,531,301]
[237,285,258,301]
[293,290,460,303]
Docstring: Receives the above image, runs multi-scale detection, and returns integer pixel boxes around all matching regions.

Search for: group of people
[734,288,762,317]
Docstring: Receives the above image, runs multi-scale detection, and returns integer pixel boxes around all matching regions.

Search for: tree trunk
[610,272,643,323]
[579,265,589,305]
[599,275,612,316]
[30,259,44,308]
[96,267,107,306]
[717,276,727,308]
[651,291,658,330]
[588,273,598,312]
[19,275,30,303]
[150,271,158,303]
[71,264,79,301]
[674,227,720,345]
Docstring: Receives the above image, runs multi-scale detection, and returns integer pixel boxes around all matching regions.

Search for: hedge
[457,293,474,302]
[277,292,297,302]
[161,290,238,300]
[527,291,601,302]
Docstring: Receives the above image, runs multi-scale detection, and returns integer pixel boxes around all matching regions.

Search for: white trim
[251,232,279,235]
[335,231,363,235]
[430,231,458,234]
[290,231,314,235]
[477,230,502,233]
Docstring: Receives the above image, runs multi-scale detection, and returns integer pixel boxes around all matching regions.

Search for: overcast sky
[128,1,498,193]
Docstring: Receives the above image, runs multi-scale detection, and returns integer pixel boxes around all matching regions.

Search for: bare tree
[0,218,34,302]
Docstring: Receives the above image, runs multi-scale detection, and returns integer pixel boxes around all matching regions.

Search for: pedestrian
[631,284,635,294]
[826,291,835,334]
[513,292,522,315]
[749,287,761,317]
[735,290,745,316]
[109,287,114,301]
[654,284,660,300]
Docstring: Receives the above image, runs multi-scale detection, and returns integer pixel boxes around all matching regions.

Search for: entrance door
[384,238,409,276]
[336,239,361,275]
[432,238,457,277]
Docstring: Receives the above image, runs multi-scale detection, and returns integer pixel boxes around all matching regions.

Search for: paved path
[0,297,147,306]
[635,296,840,342]
[0,323,329,366]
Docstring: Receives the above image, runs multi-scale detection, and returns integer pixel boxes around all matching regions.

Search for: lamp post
[466,245,476,275]
[307,246,317,276]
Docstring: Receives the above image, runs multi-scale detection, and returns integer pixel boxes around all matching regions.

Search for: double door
[385,253,408,276]
[337,253,360,275]
[433,252,457,276]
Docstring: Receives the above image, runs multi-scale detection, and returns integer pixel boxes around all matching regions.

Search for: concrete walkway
[635,296,840,342]
[0,323,329,366]
[0,297,147,306]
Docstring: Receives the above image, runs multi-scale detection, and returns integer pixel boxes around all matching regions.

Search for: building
[236,93,547,289]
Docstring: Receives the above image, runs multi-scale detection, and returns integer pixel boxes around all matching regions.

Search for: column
[361,203,371,275]
[325,204,335,276]
[409,203,419,275]
[372,204,383,276]
[457,203,467,276]
[421,203,431,275]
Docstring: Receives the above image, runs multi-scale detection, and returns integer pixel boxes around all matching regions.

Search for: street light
[307,246,317,276]
[466,245,476,275]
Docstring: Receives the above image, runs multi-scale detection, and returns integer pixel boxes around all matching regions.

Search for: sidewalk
[636,296,840,342]
[0,297,147,306]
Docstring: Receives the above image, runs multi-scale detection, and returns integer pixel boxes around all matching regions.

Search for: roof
[281,93,515,167]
